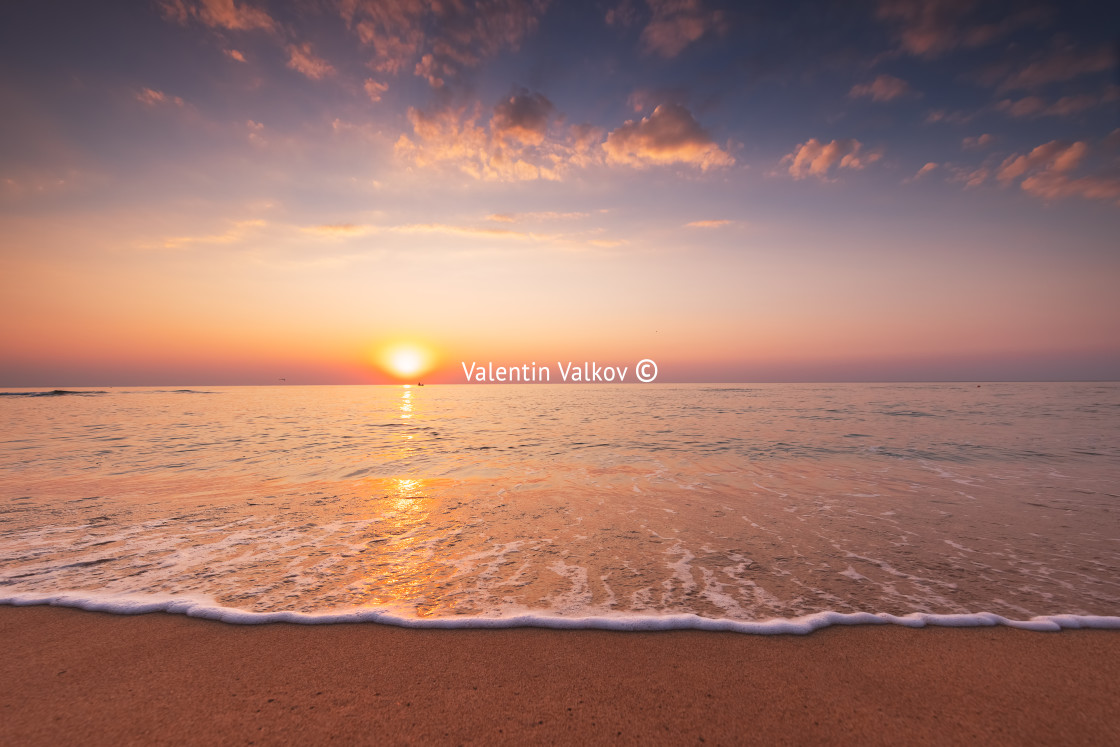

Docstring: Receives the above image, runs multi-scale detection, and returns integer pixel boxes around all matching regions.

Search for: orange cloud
[286,43,335,80]
[849,74,913,102]
[685,219,732,228]
[340,0,549,87]
[394,91,607,181]
[997,141,1087,183]
[160,0,275,32]
[301,223,378,237]
[136,88,185,107]
[782,138,880,180]
[1020,172,1120,204]
[363,78,388,102]
[225,49,246,62]
[907,162,939,182]
[603,103,734,170]
[989,139,1120,205]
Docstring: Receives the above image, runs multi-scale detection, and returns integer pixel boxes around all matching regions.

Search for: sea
[2,383,1119,633]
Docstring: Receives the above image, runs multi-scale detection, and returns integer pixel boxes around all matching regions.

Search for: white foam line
[3,593,1119,634]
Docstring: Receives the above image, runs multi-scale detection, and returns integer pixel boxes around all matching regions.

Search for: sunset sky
[2,0,1118,385]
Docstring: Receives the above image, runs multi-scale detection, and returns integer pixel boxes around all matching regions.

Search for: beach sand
[2,606,1117,745]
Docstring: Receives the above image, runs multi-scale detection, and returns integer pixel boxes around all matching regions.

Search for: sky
[1,0,1118,385]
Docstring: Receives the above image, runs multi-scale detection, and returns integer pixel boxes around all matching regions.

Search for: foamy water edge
[4,593,1119,634]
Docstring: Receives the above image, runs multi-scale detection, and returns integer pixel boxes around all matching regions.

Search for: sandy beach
[2,605,1117,745]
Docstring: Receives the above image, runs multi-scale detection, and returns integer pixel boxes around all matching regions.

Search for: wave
[0,389,108,397]
[4,593,1118,634]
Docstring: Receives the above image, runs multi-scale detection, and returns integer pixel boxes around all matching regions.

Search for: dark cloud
[603,102,733,169]
[491,89,556,145]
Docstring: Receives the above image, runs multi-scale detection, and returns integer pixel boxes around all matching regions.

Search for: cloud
[246,119,266,145]
[994,96,1046,117]
[997,141,1087,183]
[989,139,1120,205]
[603,103,734,170]
[394,100,572,181]
[925,109,974,124]
[849,74,913,102]
[962,134,994,149]
[781,138,880,180]
[340,0,549,88]
[487,211,589,222]
[286,43,335,80]
[994,43,1115,92]
[875,0,1046,58]
[158,219,268,250]
[225,49,246,62]
[640,0,727,58]
[397,97,731,180]
[364,78,388,102]
[947,165,991,189]
[995,87,1119,118]
[300,223,378,238]
[159,0,275,32]
[906,162,939,182]
[1020,172,1120,204]
[685,219,732,228]
[136,88,185,107]
[490,90,556,145]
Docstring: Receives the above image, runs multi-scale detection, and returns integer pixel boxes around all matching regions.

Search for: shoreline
[3,605,1118,745]
[5,595,1120,633]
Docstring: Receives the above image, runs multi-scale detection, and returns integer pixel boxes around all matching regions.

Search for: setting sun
[379,343,434,381]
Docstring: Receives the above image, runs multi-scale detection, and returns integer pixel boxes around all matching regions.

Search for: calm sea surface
[2,383,1118,628]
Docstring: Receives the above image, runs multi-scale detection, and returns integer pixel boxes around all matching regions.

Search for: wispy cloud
[160,0,276,32]
[987,139,1120,205]
[136,88,185,107]
[286,43,334,80]
[341,0,549,89]
[849,74,914,102]
[991,43,1115,92]
[995,87,1119,118]
[875,0,1047,58]
[156,219,268,250]
[905,162,939,182]
[300,224,378,238]
[962,134,994,150]
[782,138,880,180]
[685,219,732,228]
[363,78,388,102]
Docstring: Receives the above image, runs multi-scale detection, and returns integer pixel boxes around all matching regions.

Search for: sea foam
[4,593,1119,634]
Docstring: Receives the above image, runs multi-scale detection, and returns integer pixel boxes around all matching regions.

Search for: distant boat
[417,382,425,386]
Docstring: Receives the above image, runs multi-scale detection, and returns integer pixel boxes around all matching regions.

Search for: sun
[390,347,423,377]
[378,342,434,381]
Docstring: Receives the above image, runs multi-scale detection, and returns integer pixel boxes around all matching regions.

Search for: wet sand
[2,605,1118,745]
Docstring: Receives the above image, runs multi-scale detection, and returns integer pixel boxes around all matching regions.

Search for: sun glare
[379,343,433,380]
[392,348,422,376]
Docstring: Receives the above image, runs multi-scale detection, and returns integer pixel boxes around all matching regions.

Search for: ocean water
[2,383,1119,632]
